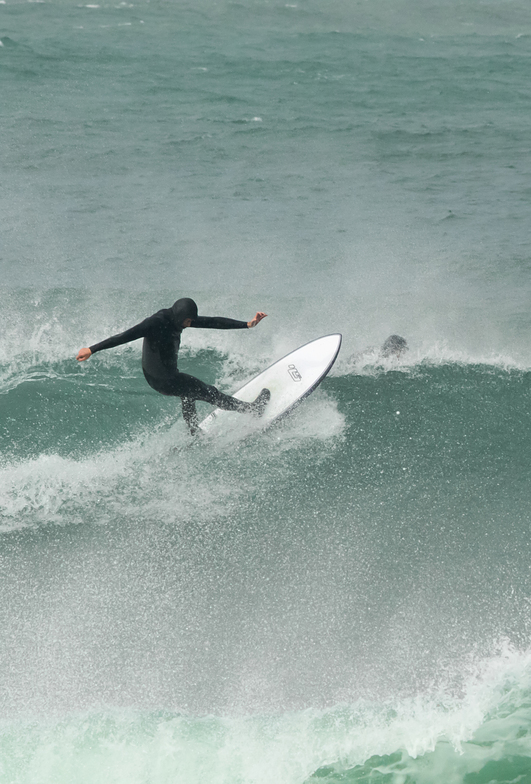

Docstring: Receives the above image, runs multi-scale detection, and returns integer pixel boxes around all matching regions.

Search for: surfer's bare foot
[251,388,271,417]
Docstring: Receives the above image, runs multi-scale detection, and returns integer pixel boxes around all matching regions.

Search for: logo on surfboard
[288,363,302,382]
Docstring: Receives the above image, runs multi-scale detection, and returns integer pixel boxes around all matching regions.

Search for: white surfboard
[198,333,342,436]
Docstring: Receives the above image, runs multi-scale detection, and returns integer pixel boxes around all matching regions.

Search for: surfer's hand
[248,312,267,328]
[76,347,92,361]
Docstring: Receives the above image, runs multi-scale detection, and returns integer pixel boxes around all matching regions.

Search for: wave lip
[309,644,531,784]
[2,645,531,784]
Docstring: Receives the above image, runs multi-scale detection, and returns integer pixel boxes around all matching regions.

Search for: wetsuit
[89,299,260,433]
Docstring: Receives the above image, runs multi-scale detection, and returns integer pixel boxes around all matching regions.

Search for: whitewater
[1,0,531,782]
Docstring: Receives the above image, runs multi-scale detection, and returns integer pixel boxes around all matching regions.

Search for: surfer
[76,298,270,435]
[380,335,408,359]
[349,334,408,366]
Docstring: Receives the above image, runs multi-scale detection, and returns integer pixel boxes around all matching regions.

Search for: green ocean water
[2,0,531,782]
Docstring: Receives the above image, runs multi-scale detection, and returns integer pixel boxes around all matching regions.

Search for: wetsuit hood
[381,334,408,358]
[171,298,198,327]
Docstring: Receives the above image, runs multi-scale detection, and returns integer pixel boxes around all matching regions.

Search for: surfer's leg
[181,397,200,435]
[186,376,270,416]
[143,371,269,431]
[143,371,205,435]
[176,373,254,413]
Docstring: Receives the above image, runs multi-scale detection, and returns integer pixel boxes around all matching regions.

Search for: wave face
[2,0,531,780]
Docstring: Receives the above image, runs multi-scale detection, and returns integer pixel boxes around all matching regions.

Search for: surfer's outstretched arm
[76,318,153,361]
[189,312,267,330]
[247,312,267,328]
[76,347,92,361]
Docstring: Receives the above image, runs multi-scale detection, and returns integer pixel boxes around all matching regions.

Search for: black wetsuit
[89,303,256,433]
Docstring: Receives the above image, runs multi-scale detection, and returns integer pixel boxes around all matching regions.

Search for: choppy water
[2,1,531,782]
